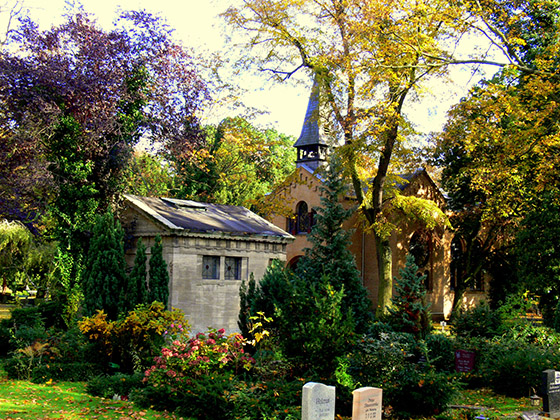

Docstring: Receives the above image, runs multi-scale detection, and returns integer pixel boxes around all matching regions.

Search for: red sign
[455,350,475,372]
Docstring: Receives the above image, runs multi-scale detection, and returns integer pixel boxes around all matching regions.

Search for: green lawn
[0,377,183,420]
[447,388,536,419]
[0,360,538,420]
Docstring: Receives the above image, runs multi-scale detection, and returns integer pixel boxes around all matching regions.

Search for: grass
[446,388,536,419]
[0,358,538,420]
[0,377,183,420]
[0,378,538,420]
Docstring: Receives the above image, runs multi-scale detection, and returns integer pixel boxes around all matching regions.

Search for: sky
[10,0,497,139]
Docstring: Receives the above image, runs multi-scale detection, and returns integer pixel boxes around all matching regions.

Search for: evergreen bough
[82,211,127,320]
[148,235,169,308]
[124,237,148,312]
[296,155,372,331]
[388,254,431,338]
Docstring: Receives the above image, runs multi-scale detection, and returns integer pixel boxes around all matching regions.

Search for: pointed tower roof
[294,77,329,148]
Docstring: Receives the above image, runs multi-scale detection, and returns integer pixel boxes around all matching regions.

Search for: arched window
[288,255,302,270]
[310,209,317,229]
[450,235,465,291]
[409,230,432,290]
[450,236,484,292]
[410,231,430,268]
[296,201,310,234]
[471,239,484,291]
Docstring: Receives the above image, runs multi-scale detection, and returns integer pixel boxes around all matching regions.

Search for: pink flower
[207,338,216,345]
[218,328,226,335]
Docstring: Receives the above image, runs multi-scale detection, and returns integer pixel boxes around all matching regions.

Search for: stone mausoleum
[121,194,293,333]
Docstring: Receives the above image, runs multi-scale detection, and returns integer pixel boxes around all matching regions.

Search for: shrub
[345,331,418,387]
[386,367,456,417]
[452,303,501,338]
[4,341,51,380]
[139,328,256,419]
[388,254,432,338]
[502,323,560,347]
[31,361,99,383]
[144,328,253,384]
[478,339,560,397]
[275,275,357,376]
[426,333,456,372]
[238,261,291,338]
[87,372,145,399]
[0,319,11,355]
[4,324,98,381]
[79,301,189,372]
[343,331,456,417]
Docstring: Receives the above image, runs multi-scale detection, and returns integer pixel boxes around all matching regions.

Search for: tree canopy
[172,117,296,212]
[433,0,560,313]
[0,11,208,238]
[224,0,524,314]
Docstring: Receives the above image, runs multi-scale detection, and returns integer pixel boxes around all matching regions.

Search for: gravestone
[455,349,475,372]
[302,382,336,420]
[352,387,382,420]
[542,369,560,418]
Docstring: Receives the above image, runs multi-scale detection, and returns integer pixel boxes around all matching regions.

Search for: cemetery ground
[0,362,183,420]
[0,358,536,420]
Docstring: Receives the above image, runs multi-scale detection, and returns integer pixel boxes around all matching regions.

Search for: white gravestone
[352,387,382,420]
[302,382,336,420]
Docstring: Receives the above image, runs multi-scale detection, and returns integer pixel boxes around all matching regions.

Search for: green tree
[82,211,128,320]
[124,237,149,312]
[0,219,32,294]
[224,0,524,315]
[173,117,296,212]
[433,0,560,313]
[296,154,371,331]
[388,254,431,338]
[148,235,169,308]
[276,273,356,376]
[125,151,175,197]
[515,193,560,322]
[237,260,355,376]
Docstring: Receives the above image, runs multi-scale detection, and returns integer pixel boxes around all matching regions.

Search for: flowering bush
[144,328,254,386]
[79,302,189,372]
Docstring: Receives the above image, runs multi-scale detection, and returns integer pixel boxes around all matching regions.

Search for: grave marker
[542,369,560,418]
[455,349,475,372]
[302,382,336,420]
[352,387,382,420]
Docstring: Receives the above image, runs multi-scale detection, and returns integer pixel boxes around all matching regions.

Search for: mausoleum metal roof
[124,194,293,240]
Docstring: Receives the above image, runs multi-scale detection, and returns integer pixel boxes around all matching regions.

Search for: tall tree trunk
[375,235,393,317]
[451,284,467,320]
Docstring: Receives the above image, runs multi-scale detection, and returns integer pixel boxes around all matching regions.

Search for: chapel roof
[293,77,329,148]
[124,194,293,240]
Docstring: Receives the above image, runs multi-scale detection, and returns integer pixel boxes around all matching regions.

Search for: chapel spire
[294,76,329,171]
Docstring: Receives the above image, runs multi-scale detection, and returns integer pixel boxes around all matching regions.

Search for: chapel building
[267,79,489,320]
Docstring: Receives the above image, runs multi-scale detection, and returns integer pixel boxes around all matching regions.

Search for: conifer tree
[388,254,432,338]
[82,211,127,320]
[148,235,169,308]
[124,237,148,312]
[296,155,372,331]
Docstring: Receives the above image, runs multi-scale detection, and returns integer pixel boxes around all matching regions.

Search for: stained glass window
[225,257,242,280]
[202,256,220,279]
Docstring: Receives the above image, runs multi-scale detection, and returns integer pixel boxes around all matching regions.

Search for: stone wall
[122,207,288,333]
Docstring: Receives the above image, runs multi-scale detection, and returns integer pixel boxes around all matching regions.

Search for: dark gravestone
[455,350,475,372]
[542,369,560,418]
